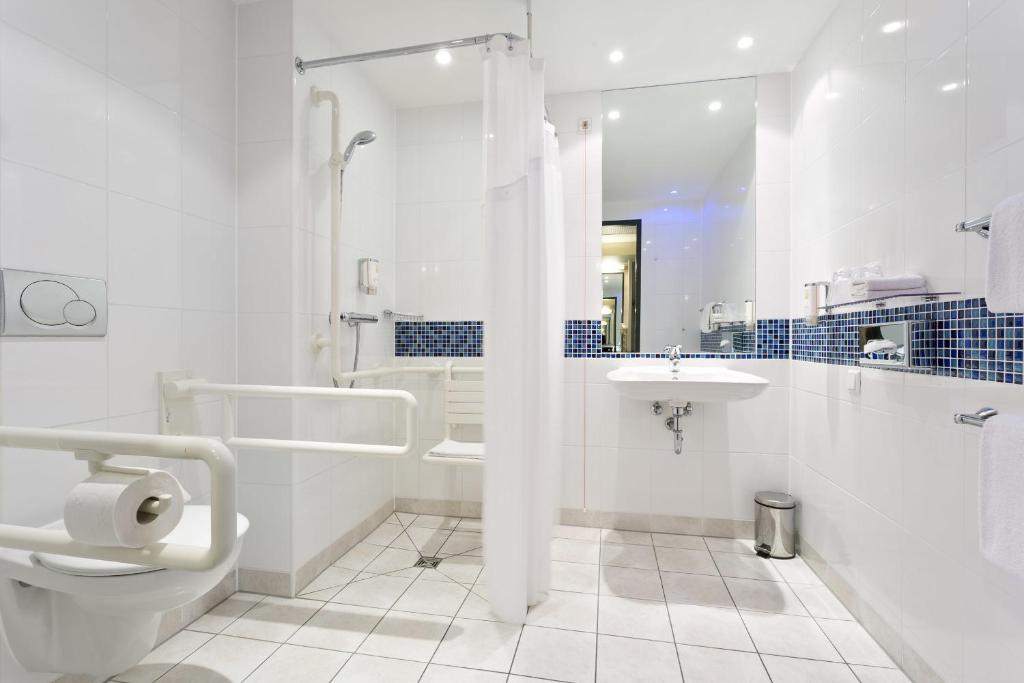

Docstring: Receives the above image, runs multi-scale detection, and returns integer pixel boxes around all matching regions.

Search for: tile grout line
[708,546,776,683]
[654,532,688,682]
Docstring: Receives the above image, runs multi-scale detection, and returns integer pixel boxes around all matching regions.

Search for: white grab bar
[160,373,418,459]
[338,365,484,381]
[0,426,236,572]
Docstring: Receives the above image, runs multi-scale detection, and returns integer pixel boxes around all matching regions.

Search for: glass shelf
[821,291,962,312]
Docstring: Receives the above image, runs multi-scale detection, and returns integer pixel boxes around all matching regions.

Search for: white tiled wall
[789,1,1024,681]
[234,0,397,579]
[0,2,237,681]
[394,102,485,321]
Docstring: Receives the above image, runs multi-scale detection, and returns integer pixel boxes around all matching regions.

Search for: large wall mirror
[601,77,756,354]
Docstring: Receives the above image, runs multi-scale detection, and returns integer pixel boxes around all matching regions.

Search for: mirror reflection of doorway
[601,220,641,353]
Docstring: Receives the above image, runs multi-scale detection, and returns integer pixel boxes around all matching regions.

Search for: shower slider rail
[159,371,418,459]
[0,426,236,571]
[954,407,998,427]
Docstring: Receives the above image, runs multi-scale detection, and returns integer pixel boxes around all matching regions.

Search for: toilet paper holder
[73,449,177,519]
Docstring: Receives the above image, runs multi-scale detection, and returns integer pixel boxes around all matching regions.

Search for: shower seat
[423,362,484,466]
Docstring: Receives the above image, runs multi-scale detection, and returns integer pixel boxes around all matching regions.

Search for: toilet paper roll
[63,469,187,548]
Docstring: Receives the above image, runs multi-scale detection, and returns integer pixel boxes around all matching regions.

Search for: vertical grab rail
[0,427,236,571]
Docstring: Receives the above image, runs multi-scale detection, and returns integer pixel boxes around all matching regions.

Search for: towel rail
[955,215,991,239]
[159,372,418,459]
[0,426,236,571]
[954,407,998,427]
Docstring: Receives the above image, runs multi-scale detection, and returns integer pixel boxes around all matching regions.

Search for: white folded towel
[850,274,926,295]
[979,414,1024,579]
[850,284,927,299]
[985,192,1024,313]
[699,303,716,333]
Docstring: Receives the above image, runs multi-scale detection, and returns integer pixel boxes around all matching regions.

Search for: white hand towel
[63,469,187,548]
[699,303,715,333]
[985,192,1024,313]
[979,414,1024,579]
[850,274,926,292]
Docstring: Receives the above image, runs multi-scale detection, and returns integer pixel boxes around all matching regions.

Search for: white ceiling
[602,78,755,204]
[304,0,839,109]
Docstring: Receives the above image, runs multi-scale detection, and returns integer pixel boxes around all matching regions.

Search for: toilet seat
[33,506,249,578]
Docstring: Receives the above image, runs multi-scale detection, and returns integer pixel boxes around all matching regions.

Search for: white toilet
[0,505,248,678]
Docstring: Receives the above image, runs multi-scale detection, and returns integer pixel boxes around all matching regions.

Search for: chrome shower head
[343,130,377,163]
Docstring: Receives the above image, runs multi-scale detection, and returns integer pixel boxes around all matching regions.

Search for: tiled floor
[113,515,911,682]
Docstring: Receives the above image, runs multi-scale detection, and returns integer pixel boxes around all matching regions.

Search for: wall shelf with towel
[954,407,998,426]
[955,215,991,239]
[821,291,962,312]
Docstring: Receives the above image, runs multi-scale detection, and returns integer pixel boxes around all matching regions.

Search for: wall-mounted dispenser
[358,257,379,295]
[859,321,930,371]
[803,281,829,326]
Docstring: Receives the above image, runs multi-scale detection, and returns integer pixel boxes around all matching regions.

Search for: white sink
[607,365,769,404]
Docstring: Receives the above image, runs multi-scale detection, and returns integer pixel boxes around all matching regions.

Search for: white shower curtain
[481,36,565,624]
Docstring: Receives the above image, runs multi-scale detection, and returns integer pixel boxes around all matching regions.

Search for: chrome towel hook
[954,407,998,427]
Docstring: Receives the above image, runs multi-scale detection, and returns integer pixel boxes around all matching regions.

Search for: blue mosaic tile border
[792,298,1024,384]
[395,321,482,357]
[395,319,791,359]
[566,318,790,359]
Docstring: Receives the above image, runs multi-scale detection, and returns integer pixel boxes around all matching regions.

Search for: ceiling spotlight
[825,90,841,101]
[737,36,754,50]
[670,189,679,195]
[607,110,621,120]
[708,100,723,112]
[609,49,624,63]
[941,81,960,92]
[434,48,452,65]
[881,20,905,34]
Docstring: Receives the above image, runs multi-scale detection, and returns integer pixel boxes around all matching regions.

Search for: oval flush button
[19,280,78,326]
[63,299,97,326]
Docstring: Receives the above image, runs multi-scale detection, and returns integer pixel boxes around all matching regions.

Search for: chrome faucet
[664,344,684,371]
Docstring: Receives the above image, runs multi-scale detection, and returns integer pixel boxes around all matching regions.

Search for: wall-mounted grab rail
[338,365,484,382]
[160,372,418,459]
[0,426,236,571]
[954,407,998,427]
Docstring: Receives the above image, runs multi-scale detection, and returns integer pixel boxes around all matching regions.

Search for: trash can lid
[755,491,796,509]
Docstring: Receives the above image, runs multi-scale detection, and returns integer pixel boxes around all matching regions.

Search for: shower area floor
[111,515,909,683]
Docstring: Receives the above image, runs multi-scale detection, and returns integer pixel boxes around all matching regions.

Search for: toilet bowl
[0,505,248,678]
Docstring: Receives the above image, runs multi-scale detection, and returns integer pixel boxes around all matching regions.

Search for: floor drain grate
[414,556,443,569]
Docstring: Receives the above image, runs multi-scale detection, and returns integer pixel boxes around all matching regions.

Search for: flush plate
[0,268,107,337]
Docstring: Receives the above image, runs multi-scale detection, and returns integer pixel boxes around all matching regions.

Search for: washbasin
[607,365,769,404]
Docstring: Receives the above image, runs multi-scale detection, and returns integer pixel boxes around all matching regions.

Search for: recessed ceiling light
[609,49,624,63]
[737,36,754,50]
[825,91,841,101]
[708,100,723,112]
[663,208,669,212]
[941,81,960,92]
[434,48,452,65]
[881,20,905,34]
[670,189,679,195]
[607,110,621,120]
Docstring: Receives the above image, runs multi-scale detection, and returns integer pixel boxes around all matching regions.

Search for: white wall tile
[108,80,182,209]
[0,0,106,71]
[181,215,235,312]
[0,161,107,278]
[0,339,107,427]
[238,54,293,143]
[0,26,106,186]
[107,305,182,416]
[182,119,235,226]
[238,0,292,58]
[108,0,181,110]
[239,141,292,227]
[108,193,181,308]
